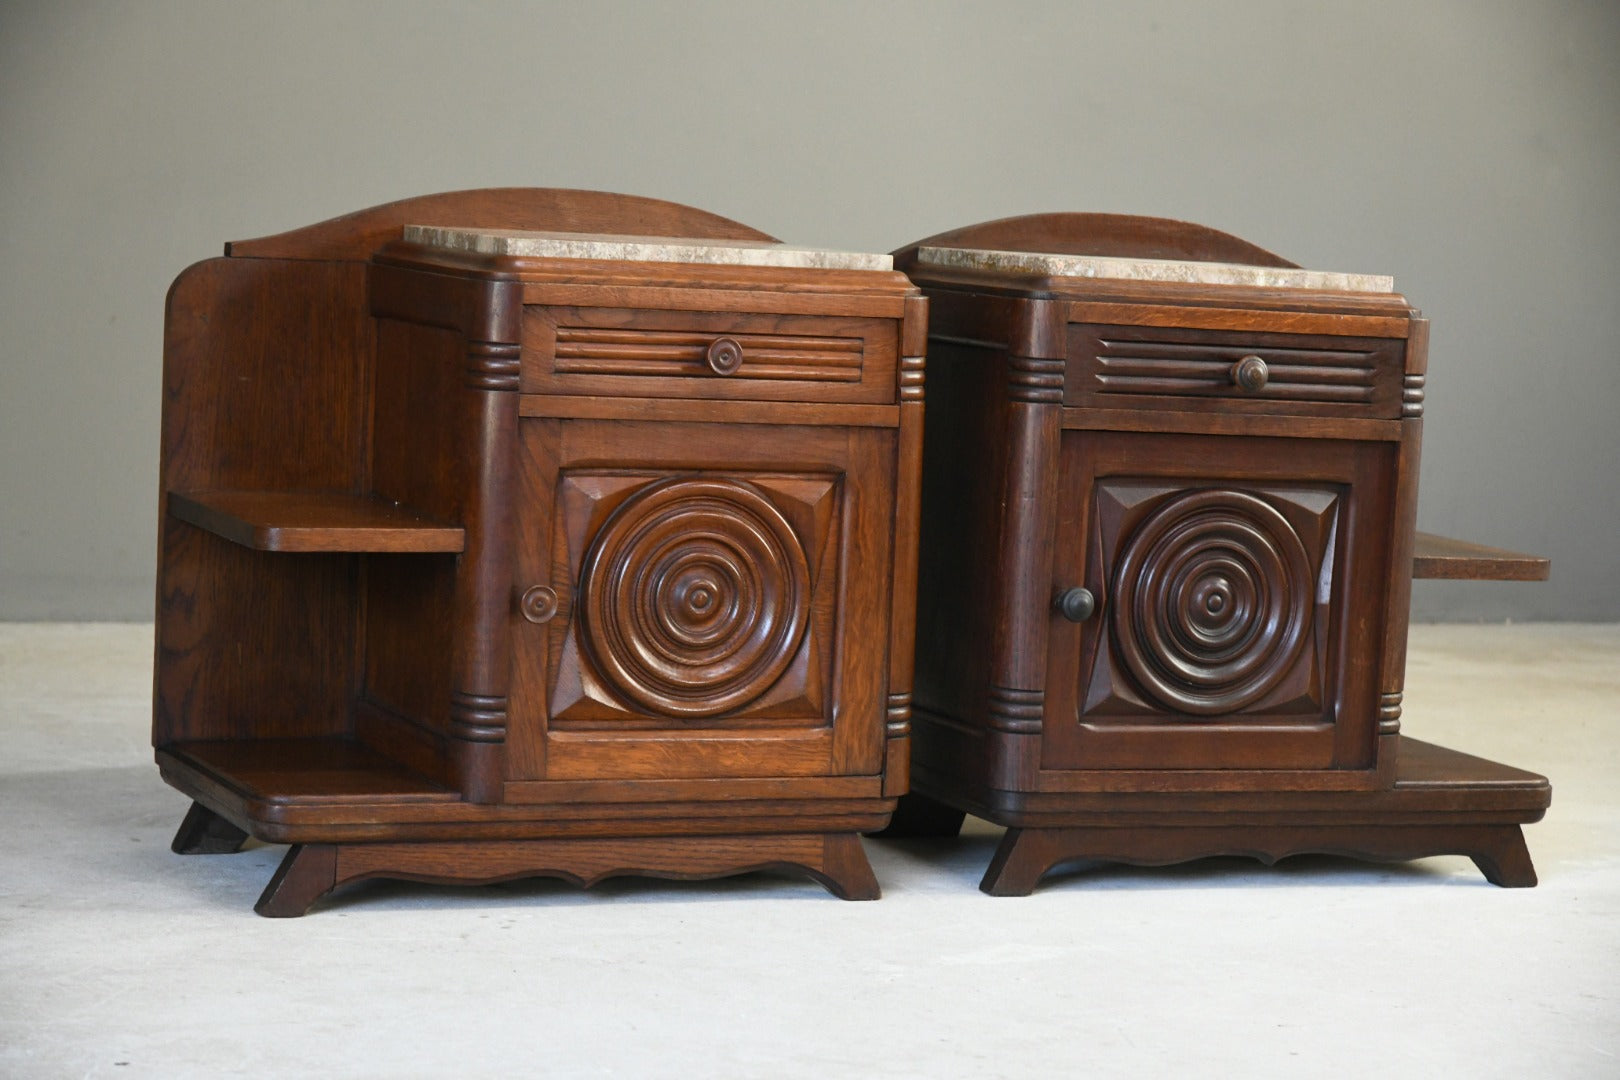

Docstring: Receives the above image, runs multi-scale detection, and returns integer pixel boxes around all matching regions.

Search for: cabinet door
[1043,430,1395,774]
[506,418,895,784]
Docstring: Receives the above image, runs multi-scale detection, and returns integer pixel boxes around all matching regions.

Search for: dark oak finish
[1412,531,1552,581]
[254,833,879,918]
[909,738,1547,893]
[167,491,465,553]
[981,821,1538,896]
[154,190,924,913]
[885,213,1550,888]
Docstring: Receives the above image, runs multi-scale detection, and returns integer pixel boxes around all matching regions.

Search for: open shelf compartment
[160,738,459,805]
[168,491,465,553]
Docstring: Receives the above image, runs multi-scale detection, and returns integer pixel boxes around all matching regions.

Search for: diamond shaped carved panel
[1082,482,1341,723]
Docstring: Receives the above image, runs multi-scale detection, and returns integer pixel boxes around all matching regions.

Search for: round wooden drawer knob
[707,337,744,376]
[1231,355,1269,391]
[520,585,559,624]
[1054,587,1096,622]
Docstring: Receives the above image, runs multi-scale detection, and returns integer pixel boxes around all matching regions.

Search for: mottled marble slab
[914,246,1394,293]
[405,226,892,271]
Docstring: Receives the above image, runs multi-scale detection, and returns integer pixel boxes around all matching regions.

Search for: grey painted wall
[2,1,1616,621]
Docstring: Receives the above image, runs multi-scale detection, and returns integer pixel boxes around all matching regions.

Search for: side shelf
[158,738,461,840]
[168,491,465,553]
[1412,532,1550,581]
[163,738,459,804]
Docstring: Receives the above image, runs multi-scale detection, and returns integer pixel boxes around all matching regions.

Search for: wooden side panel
[154,258,373,744]
[361,552,456,771]
[911,342,1005,733]
[155,529,359,742]
[910,311,1065,795]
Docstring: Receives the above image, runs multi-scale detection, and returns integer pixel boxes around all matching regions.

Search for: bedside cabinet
[882,213,1551,894]
[155,190,925,914]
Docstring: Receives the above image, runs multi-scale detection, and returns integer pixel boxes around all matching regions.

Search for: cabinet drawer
[1067,324,1406,419]
[522,306,898,403]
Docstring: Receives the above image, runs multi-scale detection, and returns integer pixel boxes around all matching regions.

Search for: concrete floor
[1,622,1616,1079]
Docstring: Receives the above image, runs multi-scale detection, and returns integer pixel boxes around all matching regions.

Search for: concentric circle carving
[579,477,810,717]
[1111,490,1312,715]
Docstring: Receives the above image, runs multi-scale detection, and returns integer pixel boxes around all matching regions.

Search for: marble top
[914,246,1394,293]
[404,226,892,271]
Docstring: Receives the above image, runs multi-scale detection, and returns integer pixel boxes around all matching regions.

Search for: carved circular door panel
[578,477,811,718]
[1111,489,1313,715]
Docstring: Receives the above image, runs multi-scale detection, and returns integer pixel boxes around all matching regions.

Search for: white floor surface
[2,622,1616,1078]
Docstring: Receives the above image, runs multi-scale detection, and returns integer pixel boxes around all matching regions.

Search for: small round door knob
[1231,355,1269,391]
[520,585,559,624]
[1054,587,1096,623]
[707,337,744,376]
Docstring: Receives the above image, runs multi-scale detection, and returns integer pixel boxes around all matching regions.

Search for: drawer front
[1067,324,1405,419]
[522,306,898,403]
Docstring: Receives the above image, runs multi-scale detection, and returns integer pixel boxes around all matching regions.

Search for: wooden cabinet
[886,213,1551,893]
[153,190,924,914]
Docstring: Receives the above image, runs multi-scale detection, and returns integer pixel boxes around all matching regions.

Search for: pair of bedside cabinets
[153,189,1550,915]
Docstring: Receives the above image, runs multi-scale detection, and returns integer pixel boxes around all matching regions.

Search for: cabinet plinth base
[250,832,879,916]
[978,821,1536,896]
[158,742,890,914]
[884,736,1549,893]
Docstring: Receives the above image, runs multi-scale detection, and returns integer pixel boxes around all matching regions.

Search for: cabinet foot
[979,822,1541,895]
[170,801,249,855]
[980,828,1064,896]
[870,792,967,839]
[249,832,880,916]
[1468,825,1537,888]
[807,833,882,900]
[256,844,340,917]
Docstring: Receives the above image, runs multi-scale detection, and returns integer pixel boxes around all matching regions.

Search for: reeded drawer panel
[523,306,898,403]
[1067,324,1406,419]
